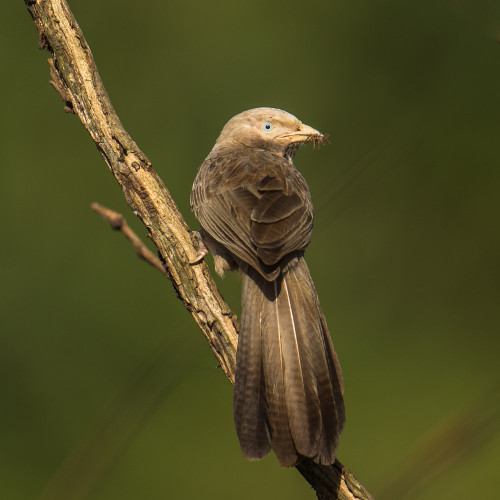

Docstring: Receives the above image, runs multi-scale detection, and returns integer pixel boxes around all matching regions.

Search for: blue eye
[262,121,273,131]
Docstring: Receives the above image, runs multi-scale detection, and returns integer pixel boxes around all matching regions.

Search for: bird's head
[214,107,328,159]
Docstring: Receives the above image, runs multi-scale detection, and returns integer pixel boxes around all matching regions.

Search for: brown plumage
[191,107,345,466]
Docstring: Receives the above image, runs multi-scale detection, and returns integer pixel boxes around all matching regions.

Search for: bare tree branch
[91,202,168,275]
[24,1,372,498]
[25,0,239,384]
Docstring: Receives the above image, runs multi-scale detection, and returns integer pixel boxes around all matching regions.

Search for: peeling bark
[24,1,373,498]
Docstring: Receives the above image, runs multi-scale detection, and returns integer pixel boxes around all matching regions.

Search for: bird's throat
[284,143,300,160]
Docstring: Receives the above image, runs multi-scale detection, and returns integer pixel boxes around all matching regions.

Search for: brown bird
[191,107,344,466]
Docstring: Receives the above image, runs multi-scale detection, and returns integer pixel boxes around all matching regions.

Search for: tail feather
[283,258,345,463]
[276,277,322,457]
[233,255,345,466]
[233,274,271,459]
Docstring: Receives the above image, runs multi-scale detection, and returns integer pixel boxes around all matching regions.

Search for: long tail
[233,255,345,467]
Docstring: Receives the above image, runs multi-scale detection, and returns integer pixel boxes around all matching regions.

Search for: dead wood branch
[91,202,167,275]
[24,1,372,498]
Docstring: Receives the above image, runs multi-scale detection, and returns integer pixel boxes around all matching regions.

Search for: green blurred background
[2,1,499,498]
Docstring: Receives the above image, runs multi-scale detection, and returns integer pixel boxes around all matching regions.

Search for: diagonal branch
[24,1,372,498]
[91,202,168,275]
[25,0,238,384]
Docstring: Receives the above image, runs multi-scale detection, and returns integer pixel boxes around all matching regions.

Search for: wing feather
[191,147,313,278]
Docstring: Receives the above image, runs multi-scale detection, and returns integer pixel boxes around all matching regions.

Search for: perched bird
[191,107,344,466]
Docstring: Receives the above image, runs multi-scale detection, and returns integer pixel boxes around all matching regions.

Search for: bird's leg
[189,230,209,265]
[191,230,238,276]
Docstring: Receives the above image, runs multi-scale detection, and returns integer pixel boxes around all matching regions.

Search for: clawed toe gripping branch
[25,1,372,498]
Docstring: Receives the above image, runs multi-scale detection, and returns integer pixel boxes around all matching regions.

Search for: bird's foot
[189,231,208,265]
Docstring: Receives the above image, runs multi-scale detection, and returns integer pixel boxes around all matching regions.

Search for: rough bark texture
[25,0,239,383]
[24,1,373,499]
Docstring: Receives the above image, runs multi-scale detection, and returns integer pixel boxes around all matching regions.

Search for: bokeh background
[2,1,500,499]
